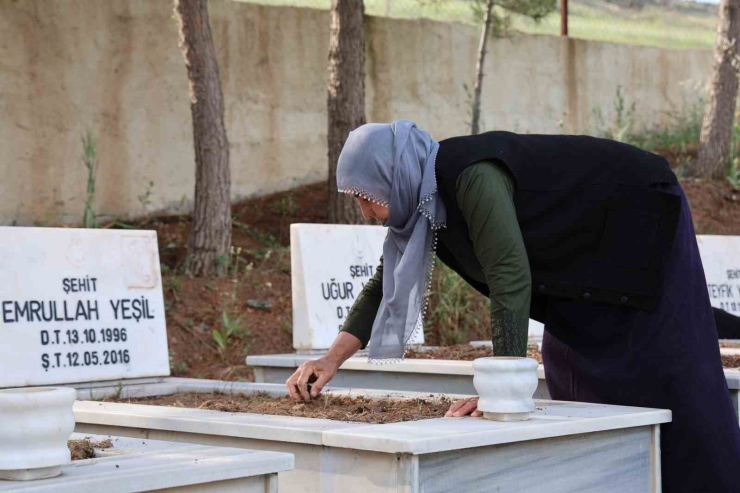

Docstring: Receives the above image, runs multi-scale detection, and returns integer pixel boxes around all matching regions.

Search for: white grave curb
[0,433,293,493]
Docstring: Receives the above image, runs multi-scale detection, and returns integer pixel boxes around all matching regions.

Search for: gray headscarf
[336,120,446,361]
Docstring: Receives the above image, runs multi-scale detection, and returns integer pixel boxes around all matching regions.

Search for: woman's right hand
[286,357,339,401]
[286,332,361,401]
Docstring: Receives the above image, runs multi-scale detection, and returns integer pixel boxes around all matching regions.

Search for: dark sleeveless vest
[434,131,681,320]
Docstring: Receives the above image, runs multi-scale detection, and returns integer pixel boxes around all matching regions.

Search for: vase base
[0,466,62,481]
[482,411,531,422]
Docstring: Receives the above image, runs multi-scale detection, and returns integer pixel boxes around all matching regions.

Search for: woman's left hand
[445,396,483,417]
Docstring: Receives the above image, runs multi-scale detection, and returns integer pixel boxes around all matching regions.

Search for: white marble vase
[473,357,539,421]
[0,387,76,480]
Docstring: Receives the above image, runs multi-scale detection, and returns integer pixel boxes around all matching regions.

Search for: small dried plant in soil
[68,438,113,461]
[114,392,452,424]
[405,343,543,363]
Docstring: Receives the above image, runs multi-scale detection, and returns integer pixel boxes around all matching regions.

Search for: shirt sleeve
[339,257,384,349]
[456,161,532,357]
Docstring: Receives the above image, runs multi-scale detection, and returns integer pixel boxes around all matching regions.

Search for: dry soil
[114,392,451,424]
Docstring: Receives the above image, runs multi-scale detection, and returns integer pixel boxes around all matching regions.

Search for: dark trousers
[542,183,740,493]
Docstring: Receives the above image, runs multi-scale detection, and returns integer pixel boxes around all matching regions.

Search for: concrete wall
[0,0,712,225]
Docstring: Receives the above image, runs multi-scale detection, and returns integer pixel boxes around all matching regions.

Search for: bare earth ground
[118,175,739,381]
[406,343,740,369]
[68,438,113,461]
[145,184,327,380]
[112,392,451,424]
[405,343,543,363]
[682,179,740,235]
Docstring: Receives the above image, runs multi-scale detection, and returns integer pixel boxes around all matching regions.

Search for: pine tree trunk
[471,0,495,135]
[327,0,367,224]
[696,0,740,179]
[174,0,232,277]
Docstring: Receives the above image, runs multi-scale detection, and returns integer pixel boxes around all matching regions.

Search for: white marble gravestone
[0,227,169,388]
[697,235,740,317]
[291,223,424,351]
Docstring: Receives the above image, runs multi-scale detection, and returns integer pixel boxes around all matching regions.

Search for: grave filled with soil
[405,343,543,363]
[111,392,452,424]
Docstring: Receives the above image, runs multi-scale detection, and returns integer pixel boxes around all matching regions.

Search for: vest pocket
[597,207,659,269]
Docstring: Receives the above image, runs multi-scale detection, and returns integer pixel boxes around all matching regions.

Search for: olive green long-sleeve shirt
[340,161,532,357]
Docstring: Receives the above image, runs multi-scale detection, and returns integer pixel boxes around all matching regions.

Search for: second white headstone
[697,235,740,317]
[291,224,424,351]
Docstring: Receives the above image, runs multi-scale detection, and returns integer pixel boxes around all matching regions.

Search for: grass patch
[509,0,717,50]
[426,260,490,346]
[593,85,740,183]
[592,86,706,170]
[233,0,718,49]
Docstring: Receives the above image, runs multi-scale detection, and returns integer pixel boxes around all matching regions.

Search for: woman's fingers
[286,363,316,401]
[452,400,479,417]
[445,397,479,417]
[447,398,473,415]
[444,399,466,417]
[310,367,335,398]
[295,365,316,401]
[285,372,301,401]
[286,367,307,401]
